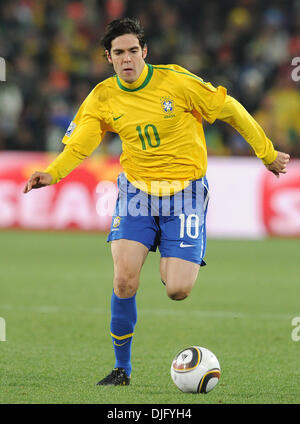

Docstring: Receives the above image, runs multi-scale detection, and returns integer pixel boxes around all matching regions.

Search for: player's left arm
[217,95,290,177]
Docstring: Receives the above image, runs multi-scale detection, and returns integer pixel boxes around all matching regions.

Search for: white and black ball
[171,346,221,393]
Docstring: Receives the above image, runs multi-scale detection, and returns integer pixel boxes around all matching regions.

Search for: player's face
[106,34,147,83]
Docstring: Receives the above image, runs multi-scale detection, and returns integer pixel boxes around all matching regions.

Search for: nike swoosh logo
[114,340,129,347]
[113,114,124,121]
[180,242,194,248]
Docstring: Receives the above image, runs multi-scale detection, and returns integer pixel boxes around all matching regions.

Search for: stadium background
[1,0,300,157]
[1,0,300,406]
[0,0,299,236]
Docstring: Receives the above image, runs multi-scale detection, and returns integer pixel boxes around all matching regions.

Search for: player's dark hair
[101,17,146,52]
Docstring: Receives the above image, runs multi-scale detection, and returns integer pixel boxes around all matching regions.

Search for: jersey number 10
[136,124,161,150]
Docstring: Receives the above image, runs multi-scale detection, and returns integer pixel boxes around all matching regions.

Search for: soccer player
[24,18,290,386]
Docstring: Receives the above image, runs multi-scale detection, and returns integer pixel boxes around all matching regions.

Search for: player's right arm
[23,171,53,193]
[23,145,89,193]
[24,85,111,193]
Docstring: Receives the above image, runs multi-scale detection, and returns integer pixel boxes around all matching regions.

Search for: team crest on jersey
[160,96,174,114]
[113,216,121,228]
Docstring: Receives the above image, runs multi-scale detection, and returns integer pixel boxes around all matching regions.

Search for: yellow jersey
[45,63,277,195]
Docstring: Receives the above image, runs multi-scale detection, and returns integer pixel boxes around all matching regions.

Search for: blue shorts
[107,173,209,265]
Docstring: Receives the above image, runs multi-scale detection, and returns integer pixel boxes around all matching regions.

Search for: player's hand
[23,172,52,193]
[265,151,290,178]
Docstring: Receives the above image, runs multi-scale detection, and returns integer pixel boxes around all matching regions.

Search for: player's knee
[167,287,191,301]
[114,273,138,298]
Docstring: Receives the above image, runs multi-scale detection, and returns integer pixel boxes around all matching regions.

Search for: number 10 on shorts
[179,214,200,239]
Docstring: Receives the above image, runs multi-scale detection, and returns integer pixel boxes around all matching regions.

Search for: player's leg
[158,176,209,300]
[110,239,148,378]
[112,239,149,298]
[97,239,149,386]
[160,257,200,300]
[97,173,158,385]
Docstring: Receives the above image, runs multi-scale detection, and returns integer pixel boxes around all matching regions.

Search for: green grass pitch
[0,230,300,404]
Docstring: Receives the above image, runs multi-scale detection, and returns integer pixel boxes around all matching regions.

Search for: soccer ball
[170,346,221,393]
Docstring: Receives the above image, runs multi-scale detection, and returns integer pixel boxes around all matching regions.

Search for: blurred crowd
[0,0,300,157]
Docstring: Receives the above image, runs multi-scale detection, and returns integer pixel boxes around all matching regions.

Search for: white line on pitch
[0,304,295,320]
